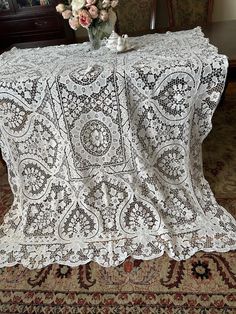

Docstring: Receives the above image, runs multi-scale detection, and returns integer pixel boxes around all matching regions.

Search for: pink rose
[102,0,110,9]
[85,0,96,7]
[111,0,118,8]
[69,17,80,30]
[62,10,72,19]
[56,3,66,13]
[79,9,92,28]
[99,9,109,22]
[88,5,98,18]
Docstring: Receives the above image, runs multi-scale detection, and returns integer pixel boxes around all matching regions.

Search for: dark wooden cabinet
[0,0,75,50]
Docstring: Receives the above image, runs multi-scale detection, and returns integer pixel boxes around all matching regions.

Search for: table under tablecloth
[0,27,235,269]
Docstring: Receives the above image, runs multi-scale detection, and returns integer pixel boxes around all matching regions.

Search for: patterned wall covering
[168,0,214,28]
[116,0,155,35]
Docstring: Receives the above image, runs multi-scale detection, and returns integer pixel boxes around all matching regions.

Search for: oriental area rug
[0,82,236,313]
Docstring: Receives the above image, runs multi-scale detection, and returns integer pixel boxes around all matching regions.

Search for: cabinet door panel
[0,15,61,34]
[0,0,75,50]
[16,0,53,9]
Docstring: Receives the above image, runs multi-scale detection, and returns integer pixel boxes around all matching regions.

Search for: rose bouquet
[56,0,119,49]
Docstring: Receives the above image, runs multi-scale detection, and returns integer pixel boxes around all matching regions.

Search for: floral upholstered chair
[167,0,214,29]
[116,0,158,35]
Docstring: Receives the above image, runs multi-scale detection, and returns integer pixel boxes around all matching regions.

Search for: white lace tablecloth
[0,28,236,269]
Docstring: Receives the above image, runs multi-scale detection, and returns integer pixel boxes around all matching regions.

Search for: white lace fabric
[0,28,235,269]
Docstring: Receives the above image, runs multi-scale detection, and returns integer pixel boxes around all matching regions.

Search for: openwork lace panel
[0,28,235,269]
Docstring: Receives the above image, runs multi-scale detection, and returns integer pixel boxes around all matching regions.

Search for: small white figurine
[116,36,125,52]
[122,34,131,50]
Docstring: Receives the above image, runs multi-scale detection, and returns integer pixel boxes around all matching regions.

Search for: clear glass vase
[87,27,101,50]
[87,10,117,50]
